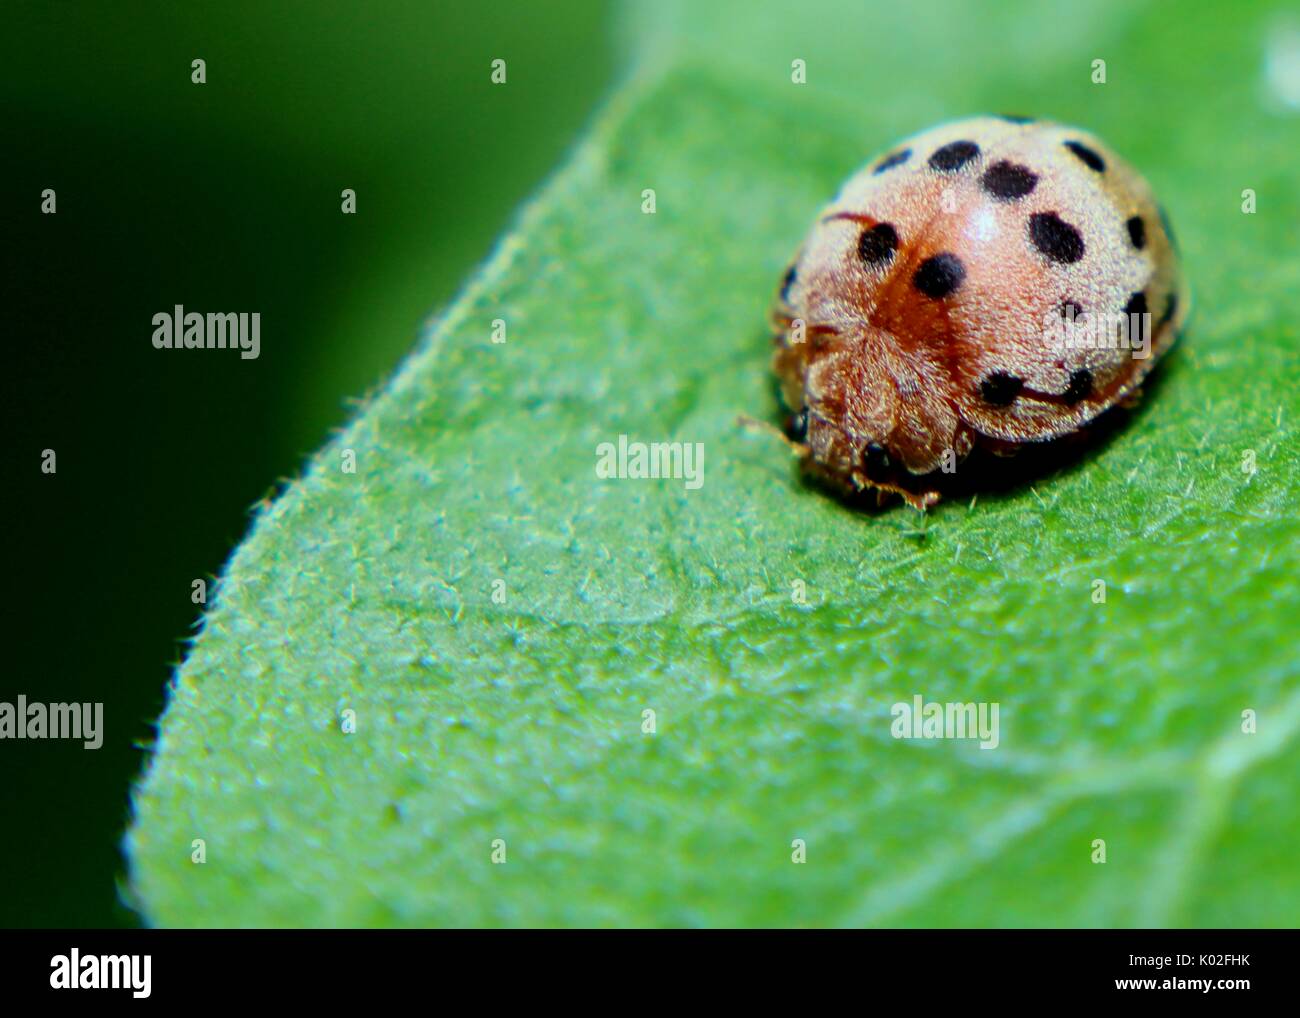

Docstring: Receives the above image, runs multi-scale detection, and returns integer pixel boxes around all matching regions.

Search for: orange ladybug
[771,115,1185,509]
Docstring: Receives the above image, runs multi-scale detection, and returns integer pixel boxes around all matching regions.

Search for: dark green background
[4,1,613,927]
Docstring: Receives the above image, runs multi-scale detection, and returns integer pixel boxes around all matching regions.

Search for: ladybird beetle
[771,115,1185,509]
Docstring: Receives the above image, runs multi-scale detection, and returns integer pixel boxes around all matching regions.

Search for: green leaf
[127,0,1300,926]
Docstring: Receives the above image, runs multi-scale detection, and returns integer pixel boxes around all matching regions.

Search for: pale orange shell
[772,115,1184,509]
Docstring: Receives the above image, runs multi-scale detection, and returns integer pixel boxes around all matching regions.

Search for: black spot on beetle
[857,222,899,265]
[1063,139,1106,172]
[928,140,980,171]
[780,265,797,301]
[873,148,912,174]
[1126,215,1146,249]
[1159,292,1178,326]
[1063,368,1093,404]
[982,160,1038,200]
[1029,212,1086,263]
[1121,292,1149,348]
[912,253,966,298]
[1060,300,1086,321]
[980,371,1023,406]
[997,113,1035,123]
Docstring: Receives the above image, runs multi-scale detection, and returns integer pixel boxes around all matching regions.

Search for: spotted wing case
[771,115,1185,509]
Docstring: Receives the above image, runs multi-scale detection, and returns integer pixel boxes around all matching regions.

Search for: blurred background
[3,0,613,927]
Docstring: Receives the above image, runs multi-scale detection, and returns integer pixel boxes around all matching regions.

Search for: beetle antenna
[737,414,809,456]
